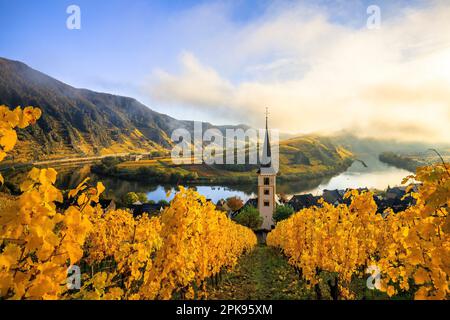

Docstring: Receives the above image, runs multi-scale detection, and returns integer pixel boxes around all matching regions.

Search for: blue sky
[1,0,448,143]
[0,0,270,96]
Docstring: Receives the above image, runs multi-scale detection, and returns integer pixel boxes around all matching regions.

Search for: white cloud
[149,52,235,109]
[145,1,450,143]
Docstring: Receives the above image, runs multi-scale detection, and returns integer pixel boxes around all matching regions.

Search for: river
[288,155,412,196]
[56,155,412,204]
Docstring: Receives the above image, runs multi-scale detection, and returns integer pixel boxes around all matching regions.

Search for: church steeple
[257,107,277,232]
[261,107,272,168]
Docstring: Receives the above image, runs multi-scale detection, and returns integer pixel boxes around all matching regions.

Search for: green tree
[158,199,170,207]
[136,192,148,203]
[234,206,263,231]
[101,156,121,168]
[273,205,295,223]
[170,172,183,182]
[123,192,140,206]
[186,172,199,180]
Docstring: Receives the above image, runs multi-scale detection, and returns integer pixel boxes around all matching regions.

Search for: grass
[208,246,313,300]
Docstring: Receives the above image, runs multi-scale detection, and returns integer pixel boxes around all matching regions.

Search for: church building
[257,109,277,231]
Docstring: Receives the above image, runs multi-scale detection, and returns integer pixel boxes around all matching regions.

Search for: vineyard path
[208,245,312,300]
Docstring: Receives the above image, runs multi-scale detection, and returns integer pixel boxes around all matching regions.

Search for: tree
[101,156,121,168]
[137,192,148,203]
[158,199,170,207]
[226,196,244,212]
[123,192,139,206]
[234,206,263,230]
[273,205,294,222]
[186,172,199,181]
[170,172,183,182]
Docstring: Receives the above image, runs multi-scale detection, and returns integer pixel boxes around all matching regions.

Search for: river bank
[90,158,354,186]
[379,152,424,172]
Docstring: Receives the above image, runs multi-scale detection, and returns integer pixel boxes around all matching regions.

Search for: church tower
[257,108,277,231]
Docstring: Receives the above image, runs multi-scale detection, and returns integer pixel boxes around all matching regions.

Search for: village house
[386,186,407,200]
[287,194,320,211]
[130,154,144,162]
[131,202,167,216]
[322,189,345,206]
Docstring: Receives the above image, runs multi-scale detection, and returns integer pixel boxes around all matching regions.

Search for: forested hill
[0,57,248,162]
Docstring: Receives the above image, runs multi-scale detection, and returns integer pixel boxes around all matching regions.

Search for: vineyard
[0,106,449,300]
[268,166,450,299]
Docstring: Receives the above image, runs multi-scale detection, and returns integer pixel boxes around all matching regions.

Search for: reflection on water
[57,166,257,203]
[57,156,412,203]
[298,158,412,196]
[143,185,257,204]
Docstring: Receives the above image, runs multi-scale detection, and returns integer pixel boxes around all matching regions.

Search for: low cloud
[145,1,450,143]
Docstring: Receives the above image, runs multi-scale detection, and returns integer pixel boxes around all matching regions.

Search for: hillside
[329,133,450,160]
[88,135,353,186]
[0,57,248,162]
[280,135,352,168]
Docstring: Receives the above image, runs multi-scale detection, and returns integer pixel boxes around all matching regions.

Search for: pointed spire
[261,107,272,168]
[266,107,269,130]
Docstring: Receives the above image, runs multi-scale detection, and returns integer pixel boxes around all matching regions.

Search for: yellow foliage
[268,191,383,299]
[140,187,257,299]
[268,164,450,300]
[0,105,42,184]
[0,105,256,300]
